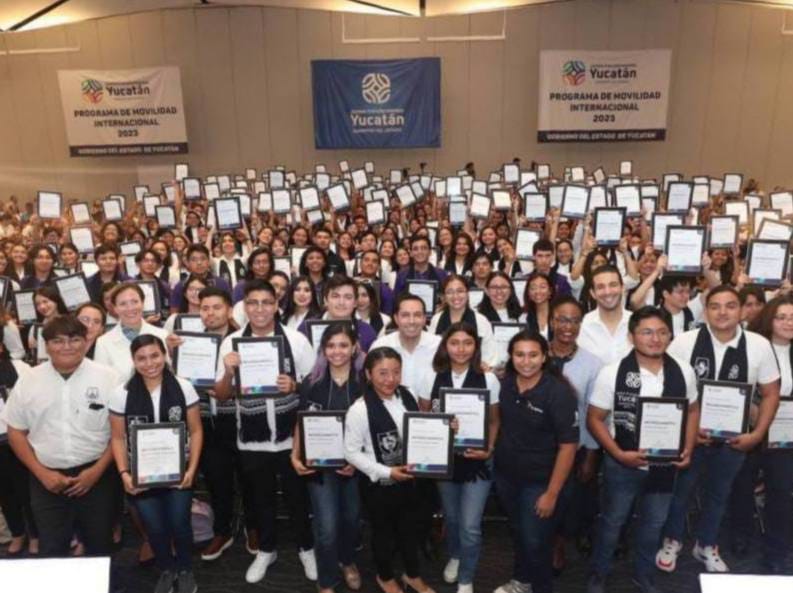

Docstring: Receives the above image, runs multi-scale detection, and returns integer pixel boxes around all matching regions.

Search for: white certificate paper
[71,203,91,225]
[768,399,793,449]
[326,184,350,211]
[470,194,491,219]
[523,193,547,221]
[404,414,452,477]
[301,413,346,467]
[699,382,749,438]
[594,209,625,246]
[174,334,219,388]
[235,338,281,395]
[70,227,95,254]
[14,291,36,324]
[215,198,242,230]
[747,241,787,285]
[515,229,541,260]
[133,424,184,487]
[666,227,704,273]
[441,388,488,449]
[55,275,91,311]
[561,185,588,219]
[638,399,685,458]
[709,216,738,248]
[407,281,436,314]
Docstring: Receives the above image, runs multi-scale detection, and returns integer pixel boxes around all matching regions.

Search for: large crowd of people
[0,161,791,593]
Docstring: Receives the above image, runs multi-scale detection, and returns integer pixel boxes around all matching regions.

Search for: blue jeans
[437,476,492,585]
[495,474,559,593]
[591,455,672,581]
[132,488,194,572]
[663,445,745,547]
[307,473,361,589]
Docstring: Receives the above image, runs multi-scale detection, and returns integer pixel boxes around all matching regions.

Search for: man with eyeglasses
[393,235,447,299]
[86,244,128,303]
[134,249,171,315]
[586,307,699,593]
[655,285,780,575]
[169,244,231,314]
[546,296,603,572]
[355,249,395,315]
[5,315,120,558]
[214,279,318,585]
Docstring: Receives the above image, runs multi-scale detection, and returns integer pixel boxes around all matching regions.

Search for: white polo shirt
[668,325,780,387]
[369,331,442,397]
[4,359,119,469]
[109,375,200,422]
[578,309,632,366]
[0,360,32,437]
[216,324,315,452]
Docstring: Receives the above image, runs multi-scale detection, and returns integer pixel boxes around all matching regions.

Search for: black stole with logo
[363,384,418,468]
[690,325,748,383]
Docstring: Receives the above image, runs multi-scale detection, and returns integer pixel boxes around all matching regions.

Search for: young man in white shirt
[214,279,318,584]
[5,316,120,557]
[578,265,632,365]
[586,307,699,593]
[655,285,780,574]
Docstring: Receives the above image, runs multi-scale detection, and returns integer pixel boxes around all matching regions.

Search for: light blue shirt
[560,345,602,450]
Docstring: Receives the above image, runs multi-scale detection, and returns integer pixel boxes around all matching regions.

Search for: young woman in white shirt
[355,281,390,337]
[163,275,208,334]
[282,276,322,331]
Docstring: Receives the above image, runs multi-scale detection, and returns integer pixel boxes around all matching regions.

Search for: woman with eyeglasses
[20,245,57,290]
[418,322,500,593]
[134,249,172,316]
[163,274,208,334]
[477,272,526,324]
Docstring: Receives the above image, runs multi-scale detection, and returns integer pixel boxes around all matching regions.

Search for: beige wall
[1,0,793,202]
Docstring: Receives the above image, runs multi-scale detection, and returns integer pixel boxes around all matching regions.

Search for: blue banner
[312,58,441,149]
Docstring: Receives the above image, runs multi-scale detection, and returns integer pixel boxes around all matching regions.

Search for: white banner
[57,67,188,157]
[538,49,672,143]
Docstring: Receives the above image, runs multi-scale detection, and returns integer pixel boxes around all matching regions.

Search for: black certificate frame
[130,422,186,489]
[593,207,626,248]
[232,336,284,396]
[697,379,752,441]
[439,387,490,450]
[402,412,454,479]
[745,239,790,287]
[173,331,221,391]
[298,411,347,469]
[664,225,706,276]
[635,397,688,462]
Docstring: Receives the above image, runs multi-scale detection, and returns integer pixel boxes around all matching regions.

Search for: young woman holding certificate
[109,334,203,593]
[292,323,364,593]
[417,322,500,593]
[494,330,578,593]
[344,347,436,593]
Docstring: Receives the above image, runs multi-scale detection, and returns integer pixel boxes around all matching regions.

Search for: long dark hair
[34,285,68,320]
[523,271,555,320]
[504,330,573,394]
[244,247,273,281]
[446,232,475,273]
[282,275,322,323]
[364,346,402,379]
[748,294,793,341]
[298,246,328,278]
[432,322,483,374]
[439,274,470,313]
[307,322,365,385]
[180,274,209,313]
[477,271,523,321]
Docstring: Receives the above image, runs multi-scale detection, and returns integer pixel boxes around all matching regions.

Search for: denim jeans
[307,473,361,589]
[495,473,559,593]
[591,455,672,581]
[662,445,746,547]
[132,488,194,571]
[437,476,492,585]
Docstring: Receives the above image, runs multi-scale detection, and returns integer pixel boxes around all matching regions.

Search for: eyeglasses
[552,316,581,327]
[635,329,671,339]
[47,336,85,347]
[774,315,793,323]
[245,299,276,308]
[488,285,511,292]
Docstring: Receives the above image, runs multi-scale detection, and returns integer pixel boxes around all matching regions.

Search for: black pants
[239,449,313,553]
[362,480,422,581]
[199,417,254,537]
[0,443,37,538]
[558,448,600,539]
[29,463,116,557]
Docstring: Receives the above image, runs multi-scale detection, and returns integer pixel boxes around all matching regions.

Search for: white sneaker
[693,543,729,572]
[493,580,531,593]
[444,558,460,583]
[655,538,683,573]
[457,584,474,593]
[298,548,318,581]
[245,550,277,583]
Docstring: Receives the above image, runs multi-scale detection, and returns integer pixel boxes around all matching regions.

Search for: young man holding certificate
[655,286,780,574]
[213,279,318,585]
[586,307,699,593]
[393,235,448,299]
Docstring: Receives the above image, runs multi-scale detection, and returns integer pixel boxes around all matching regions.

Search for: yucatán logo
[361,72,391,104]
[81,79,104,104]
[562,60,586,86]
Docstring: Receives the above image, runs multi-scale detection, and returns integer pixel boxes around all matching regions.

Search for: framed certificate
[232,336,284,396]
[515,228,542,261]
[299,187,321,210]
[134,280,160,317]
[548,185,564,209]
[592,167,606,185]
[102,199,123,222]
[588,185,608,210]
[130,422,186,488]
[70,202,91,225]
[214,197,243,231]
[290,247,307,272]
[492,189,512,211]
[757,219,793,242]
[272,189,292,214]
[395,184,416,208]
[0,277,9,308]
[698,380,751,440]
[175,163,189,181]
[143,196,160,218]
[724,200,749,225]
[503,163,520,185]
[134,185,149,202]
[723,173,743,195]
[770,191,793,217]
[81,260,98,278]
[561,185,589,219]
[614,185,641,217]
[403,413,454,479]
[468,288,484,309]
[120,241,142,257]
[366,201,386,226]
[173,332,220,391]
[54,273,91,311]
[492,321,524,363]
[593,207,626,247]
[536,163,551,180]
[570,166,585,182]
[636,398,688,461]
[273,256,291,278]
[174,314,204,332]
[665,226,705,275]
[182,177,201,200]
[752,208,781,236]
[268,169,285,189]
[619,160,633,176]
[155,206,176,229]
[651,213,683,252]
[470,194,491,219]
[708,215,739,249]
[305,319,354,354]
[640,184,660,199]
[745,239,789,287]
[69,227,95,255]
[768,397,793,449]
[326,184,351,212]
[691,183,710,208]
[449,200,467,227]
[523,193,547,221]
[299,411,346,469]
[306,209,323,226]
[446,176,462,197]
[440,388,489,450]
[406,280,437,315]
[350,169,368,190]
[666,182,693,213]
[37,191,62,220]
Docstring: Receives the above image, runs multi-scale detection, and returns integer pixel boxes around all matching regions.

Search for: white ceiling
[0,0,791,32]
